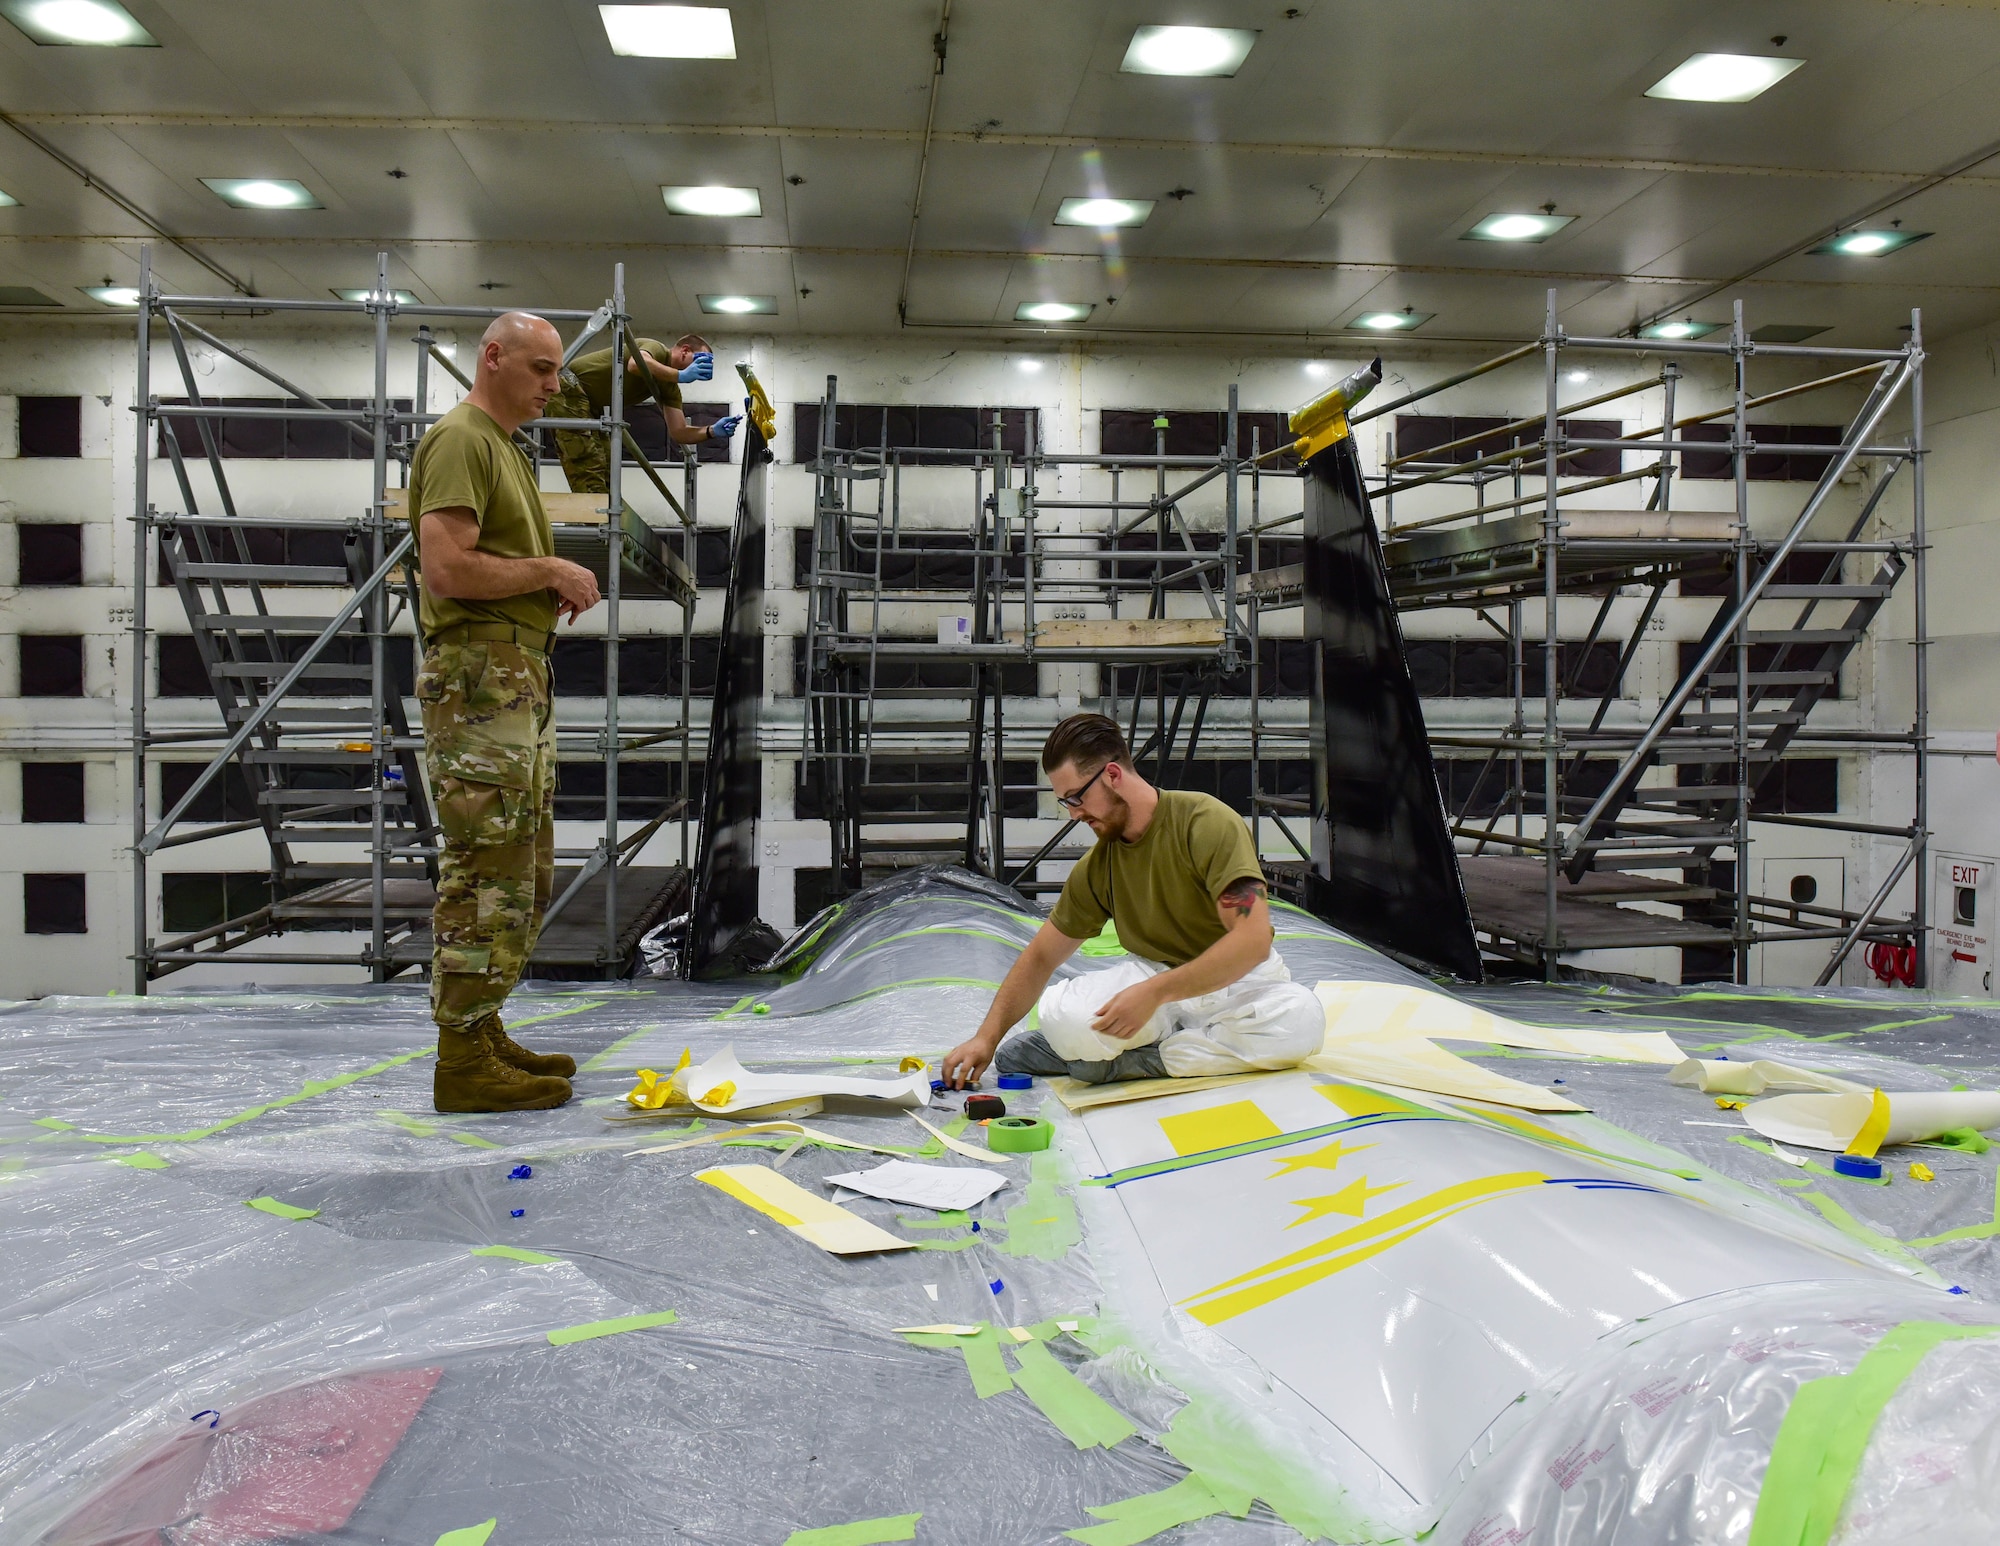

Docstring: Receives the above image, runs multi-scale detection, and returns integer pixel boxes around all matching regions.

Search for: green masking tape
[988,1116,1053,1153]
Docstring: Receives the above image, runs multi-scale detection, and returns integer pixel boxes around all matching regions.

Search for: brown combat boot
[433,1022,572,1113]
[479,1015,578,1079]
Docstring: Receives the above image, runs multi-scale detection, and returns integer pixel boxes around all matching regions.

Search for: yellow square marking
[1157,1100,1282,1156]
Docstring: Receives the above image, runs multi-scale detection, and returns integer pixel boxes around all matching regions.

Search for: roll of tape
[965,1094,1007,1121]
[987,1115,1052,1153]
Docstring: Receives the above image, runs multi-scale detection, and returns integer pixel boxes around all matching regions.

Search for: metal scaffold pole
[129,246,153,994]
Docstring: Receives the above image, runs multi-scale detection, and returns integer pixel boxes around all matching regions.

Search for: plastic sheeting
[2,866,1998,1543]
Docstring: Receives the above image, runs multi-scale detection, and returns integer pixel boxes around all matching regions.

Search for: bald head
[468,310,563,433]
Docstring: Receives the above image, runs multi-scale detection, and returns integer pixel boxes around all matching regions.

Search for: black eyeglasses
[1054,763,1108,812]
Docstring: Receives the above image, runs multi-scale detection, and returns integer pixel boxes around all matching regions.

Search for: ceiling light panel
[600,4,735,58]
[1639,320,1721,340]
[0,0,155,46]
[1646,52,1803,103]
[663,185,762,217]
[698,294,775,314]
[84,285,139,305]
[202,178,320,210]
[0,189,17,207]
[1348,311,1432,332]
[1464,212,1574,243]
[332,289,420,305]
[1015,302,1094,323]
[1054,197,1153,228]
[1810,229,1929,257]
[1120,25,1257,77]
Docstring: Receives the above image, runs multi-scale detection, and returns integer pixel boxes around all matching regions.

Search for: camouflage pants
[546,377,609,495]
[416,638,556,1032]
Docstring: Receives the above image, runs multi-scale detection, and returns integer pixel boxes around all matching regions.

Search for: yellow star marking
[1286,1177,1404,1227]
[1267,1139,1373,1178]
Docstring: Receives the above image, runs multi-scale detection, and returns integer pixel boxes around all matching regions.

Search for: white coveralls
[1034,951,1326,1077]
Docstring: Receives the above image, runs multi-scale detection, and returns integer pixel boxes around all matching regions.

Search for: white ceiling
[1,0,1999,347]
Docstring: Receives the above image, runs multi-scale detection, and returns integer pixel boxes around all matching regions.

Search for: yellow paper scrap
[626,1068,684,1110]
[1716,1097,1746,1112]
[898,1056,929,1073]
[697,1163,914,1255]
[697,1080,739,1109]
[1910,1161,1935,1182]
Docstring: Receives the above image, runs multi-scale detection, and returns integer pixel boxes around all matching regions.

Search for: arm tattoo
[1219,877,1267,919]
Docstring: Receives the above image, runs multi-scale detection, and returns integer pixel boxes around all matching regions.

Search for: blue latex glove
[677,351,714,384]
[707,414,742,440]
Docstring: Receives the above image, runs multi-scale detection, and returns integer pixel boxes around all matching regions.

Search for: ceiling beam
[13,113,1997,188]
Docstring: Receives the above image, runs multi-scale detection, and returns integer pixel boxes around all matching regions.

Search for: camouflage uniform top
[406,401,556,640]
[568,338,682,414]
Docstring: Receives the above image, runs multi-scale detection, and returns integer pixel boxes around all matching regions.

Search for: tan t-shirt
[1049,789,1267,967]
[570,337,682,414]
[407,401,555,640]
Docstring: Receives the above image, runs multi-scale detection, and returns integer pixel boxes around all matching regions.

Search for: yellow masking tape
[1846,1089,1892,1160]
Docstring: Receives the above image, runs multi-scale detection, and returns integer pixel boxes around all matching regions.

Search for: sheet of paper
[695,1163,915,1255]
[678,1047,931,1115]
[1668,1058,1863,1096]
[1047,1072,1273,1111]
[909,1111,1014,1164]
[1744,1089,2000,1152]
[823,1158,1008,1212]
[1309,984,1587,1113]
[1316,981,1683,1064]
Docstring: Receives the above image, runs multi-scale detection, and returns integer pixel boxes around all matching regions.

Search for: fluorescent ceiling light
[0,0,155,46]
[1566,369,1591,383]
[332,288,420,305]
[1464,211,1574,243]
[1054,197,1153,228]
[1646,52,1802,103]
[202,178,320,210]
[1640,319,1720,340]
[600,4,735,58]
[1120,25,1257,77]
[1016,358,1045,373]
[663,185,762,217]
[0,189,17,207]
[1347,310,1431,332]
[698,294,775,314]
[1015,302,1094,323]
[1810,229,1929,257]
[84,284,140,306]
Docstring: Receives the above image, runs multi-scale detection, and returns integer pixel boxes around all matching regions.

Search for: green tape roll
[988,1115,1052,1153]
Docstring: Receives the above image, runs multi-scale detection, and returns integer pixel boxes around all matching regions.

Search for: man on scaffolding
[409,312,603,1112]
[942,714,1326,1088]
[542,332,741,493]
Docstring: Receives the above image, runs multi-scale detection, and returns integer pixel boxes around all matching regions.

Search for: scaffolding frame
[127,249,701,991]
[803,375,1263,897]
[1307,290,1929,984]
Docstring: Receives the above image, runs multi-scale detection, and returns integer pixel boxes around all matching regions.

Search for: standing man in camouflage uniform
[410,311,603,1112]
[543,332,741,494]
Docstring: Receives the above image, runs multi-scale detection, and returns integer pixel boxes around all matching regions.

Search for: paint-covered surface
[4,868,1999,1542]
